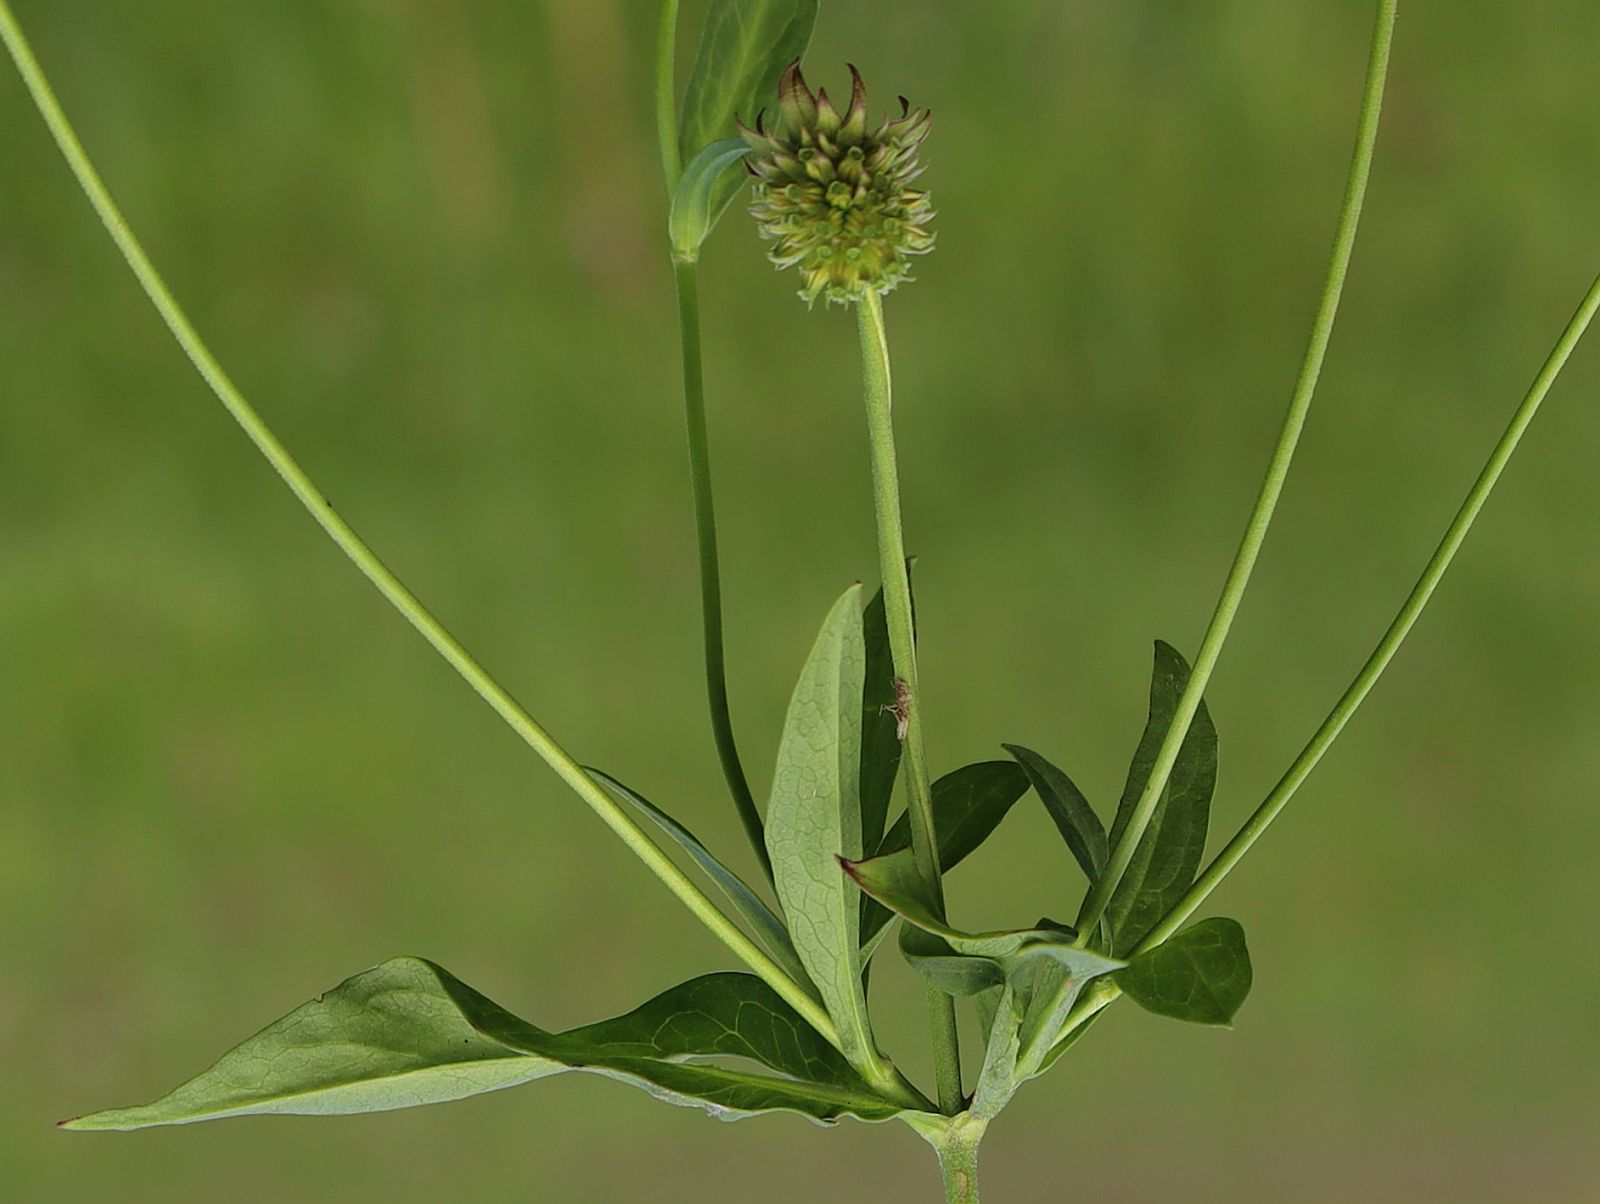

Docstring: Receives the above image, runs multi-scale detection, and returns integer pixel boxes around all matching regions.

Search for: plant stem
[932,1115,987,1204]
[654,0,683,187]
[673,260,773,882]
[0,0,842,1057]
[1137,266,1600,955]
[1048,268,1600,1062]
[856,291,964,1114]
[1077,0,1400,941]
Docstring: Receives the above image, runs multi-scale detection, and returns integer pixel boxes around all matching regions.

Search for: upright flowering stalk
[741,63,936,306]
[745,62,964,1116]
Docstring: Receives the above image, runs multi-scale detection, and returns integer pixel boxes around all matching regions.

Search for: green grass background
[3,1,1598,1199]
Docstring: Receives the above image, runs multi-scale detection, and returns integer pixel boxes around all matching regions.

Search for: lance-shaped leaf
[588,768,814,996]
[668,138,751,262]
[63,960,906,1131]
[1004,744,1107,883]
[764,586,877,1069]
[858,583,903,858]
[1114,917,1253,1027]
[898,926,1003,997]
[1099,641,1217,954]
[861,760,1031,955]
[677,0,818,217]
[843,850,1124,992]
[876,760,1030,870]
[969,981,1024,1120]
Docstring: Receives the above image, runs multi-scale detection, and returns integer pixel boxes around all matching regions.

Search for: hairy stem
[857,292,963,1113]
[673,261,772,882]
[1138,267,1600,954]
[654,0,682,187]
[932,1115,987,1204]
[0,0,842,1055]
[1077,0,1401,940]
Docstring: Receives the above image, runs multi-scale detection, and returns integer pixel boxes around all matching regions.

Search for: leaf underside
[764,586,877,1069]
[64,960,904,1132]
[588,767,814,995]
[844,849,1123,994]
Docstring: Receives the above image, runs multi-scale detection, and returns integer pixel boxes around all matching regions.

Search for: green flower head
[739,62,935,307]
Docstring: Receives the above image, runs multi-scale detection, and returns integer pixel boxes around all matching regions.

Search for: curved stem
[1077,0,1400,940]
[1137,267,1600,955]
[1052,268,1600,1061]
[857,292,964,1114]
[654,0,683,187]
[674,260,772,883]
[0,1,837,1052]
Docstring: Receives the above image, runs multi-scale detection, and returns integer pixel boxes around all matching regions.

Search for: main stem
[673,260,772,882]
[0,0,843,1060]
[653,0,682,187]
[1077,0,1400,940]
[857,292,964,1114]
[934,1116,986,1204]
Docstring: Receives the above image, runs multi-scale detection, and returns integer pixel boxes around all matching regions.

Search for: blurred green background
[3,1,1598,1200]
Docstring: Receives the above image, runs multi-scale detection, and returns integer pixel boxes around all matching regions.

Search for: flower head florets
[739,63,935,307]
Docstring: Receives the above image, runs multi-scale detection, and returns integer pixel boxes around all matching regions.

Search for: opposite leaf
[1100,641,1218,954]
[764,586,877,1070]
[65,960,902,1131]
[1004,744,1107,883]
[668,138,752,261]
[844,849,1123,991]
[588,767,813,996]
[1114,917,1253,1027]
[677,0,818,213]
[861,760,1032,956]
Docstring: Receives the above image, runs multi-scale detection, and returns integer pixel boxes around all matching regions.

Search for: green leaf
[877,760,1031,870]
[678,0,819,161]
[764,586,877,1069]
[859,584,903,859]
[667,137,751,262]
[861,760,1031,956]
[973,983,1007,1046]
[1114,917,1253,1028]
[64,960,905,1131]
[587,768,814,997]
[843,850,1124,990]
[898,926,1003,997]
[1004,744,1107,883]
[1100,641,1217,954]
[969,981,1024,1120]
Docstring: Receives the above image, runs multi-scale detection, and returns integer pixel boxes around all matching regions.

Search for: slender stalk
[672,260,773,882]
[654,0,683,187]
[1077,0,1400,940]
[857,292,964,1113]
[1050,269,1600,1060]
[1137,268,1600,955]
[0,0,850,1063]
